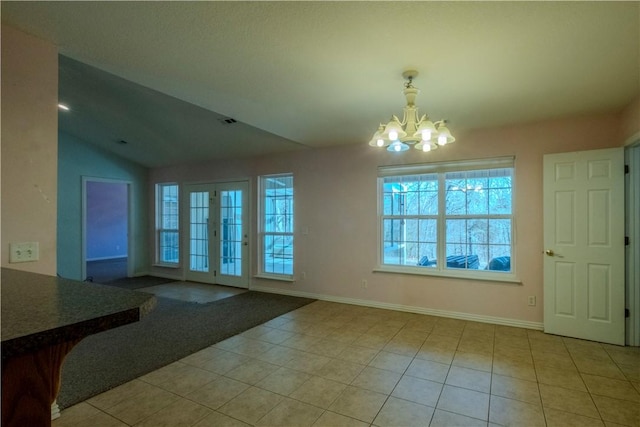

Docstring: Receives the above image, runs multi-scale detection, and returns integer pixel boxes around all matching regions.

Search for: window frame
[155,182,180,266]
[258,173,295,280]
[375,157,518,283]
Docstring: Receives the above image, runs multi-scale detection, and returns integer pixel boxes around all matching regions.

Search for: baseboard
[250,285,544,330]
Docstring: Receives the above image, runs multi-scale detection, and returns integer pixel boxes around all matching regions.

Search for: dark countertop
[1,268,156,359]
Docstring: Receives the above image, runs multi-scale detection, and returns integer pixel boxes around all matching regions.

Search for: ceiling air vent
[218,118,237,125]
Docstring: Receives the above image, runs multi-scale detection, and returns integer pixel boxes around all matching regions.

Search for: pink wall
[1,26,58,275]
[150,107,629,326]
[621,95,640,145]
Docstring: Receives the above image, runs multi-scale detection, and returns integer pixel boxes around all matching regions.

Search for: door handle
[544,249,555,256]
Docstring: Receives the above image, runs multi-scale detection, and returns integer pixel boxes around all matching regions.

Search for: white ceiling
[2,1,639,168]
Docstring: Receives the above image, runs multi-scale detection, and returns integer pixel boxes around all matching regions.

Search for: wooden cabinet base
[2,340,79,427]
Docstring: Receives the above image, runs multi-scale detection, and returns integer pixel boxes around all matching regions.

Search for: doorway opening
[83,178,132,283]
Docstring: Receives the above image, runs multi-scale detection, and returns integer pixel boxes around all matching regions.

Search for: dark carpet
[102,275,176,290]
[58,291,315,409]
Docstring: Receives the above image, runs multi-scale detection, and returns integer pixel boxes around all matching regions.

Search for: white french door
[543,147,625,345]
[184,181,249,288]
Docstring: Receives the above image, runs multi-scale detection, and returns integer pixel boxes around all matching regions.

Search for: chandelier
[369,70,455,153]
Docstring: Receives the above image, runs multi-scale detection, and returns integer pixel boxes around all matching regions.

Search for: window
[378,158,514,279]
[259,174,294,277]
[156,183,179,265]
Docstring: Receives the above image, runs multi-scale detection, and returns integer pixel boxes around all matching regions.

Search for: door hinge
[625,308,630,318]
[625,236,630,246]
[625,164,629,174]
[214,270,217,277]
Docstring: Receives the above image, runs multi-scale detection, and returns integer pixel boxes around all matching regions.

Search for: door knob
[544,249,555,256]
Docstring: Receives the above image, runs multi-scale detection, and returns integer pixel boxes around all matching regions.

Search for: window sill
[153,263,180,269]
[373,266,522,284]
[254,274,295,283]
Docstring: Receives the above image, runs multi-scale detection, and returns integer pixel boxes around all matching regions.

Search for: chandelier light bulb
[369,70,454,154]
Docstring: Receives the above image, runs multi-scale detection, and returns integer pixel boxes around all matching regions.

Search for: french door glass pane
[190,191,209,272]
[220,190,242,276]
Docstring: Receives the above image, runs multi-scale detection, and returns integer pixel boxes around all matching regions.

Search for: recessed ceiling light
[58,103,70,111]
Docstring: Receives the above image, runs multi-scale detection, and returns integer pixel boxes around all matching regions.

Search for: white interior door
[184,181,249,288]
[543,147,625,345]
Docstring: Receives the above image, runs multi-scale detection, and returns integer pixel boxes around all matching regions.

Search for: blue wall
[57,132,149,280]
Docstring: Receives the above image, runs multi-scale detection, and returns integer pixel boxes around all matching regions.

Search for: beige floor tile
[336,345,379,365]
[592,394,640,426]
[139,361,189,385]
[402,318,436,334]
[255,343,304,365]
[54,405,127,427]
[619,364,640,382]
[289,376,347,409]
[309,338,349,357]
[285,352,332,374]
[154,365,219,396]
[383,336,423,357]
[446,366,491,393]
[424,333,461,351]
[256,398,324,426]
[373,396,434,427]
[495,325,528,338]
[102,385,180,425]
[369,350,413,374]
[215,335,253,351]
[489,395,545,427]
[436,385,490,421]
[492,358,537,382]
[186,376,249,410]
[218,386,283,424]
[416,345,456,365]
[281,334,321,351]
[391,375,443,407]
[229,338,277,357]
[456,337,495,356]
[225,358,280,385]
[87,379,156,411]
[328,385,388,423]
[181,345,228,367]
[193,411,251,426]
[582,373,640,402]
[325,329,363,345]
[452,351,493,372]
[352,333,391,350]
[535,364,587,392]
[531,349,576,370]
[257,328,297,345]
[429,409,487,427]
[604,347,640,367]
[316,358,365,384]
[312,411,370,427]
[133,397,212,427]
[543,407,605,427]
[493,344,533,364]
[539,383,600,419]
[351,366,401,395]
[190,350,252,375]
[405,358,450,383]
[529,338,570,355]
[241,325,274,339]
[256,366,312,395]
[573,355,626,380]
[432,324,465,338]
[491,374,541,404]
[495,334,530,350]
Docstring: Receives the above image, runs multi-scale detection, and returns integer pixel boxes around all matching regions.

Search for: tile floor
[137,281,247,304]
[54,285,640,427]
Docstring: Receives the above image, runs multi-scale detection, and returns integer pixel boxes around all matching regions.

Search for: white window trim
[156,182,180,266]
[258,173,294,279]
[376,156,518,282]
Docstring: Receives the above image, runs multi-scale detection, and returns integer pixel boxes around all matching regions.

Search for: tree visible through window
[157,183,179,264]
[380,161,514,276]
[260,174,294,277]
